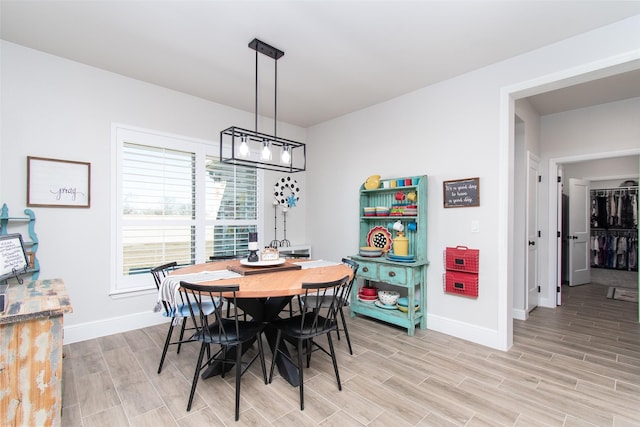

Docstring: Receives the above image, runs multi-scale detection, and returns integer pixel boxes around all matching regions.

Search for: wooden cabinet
[350,176,428,336]
[0,203,40,280]
[1,279,72,426]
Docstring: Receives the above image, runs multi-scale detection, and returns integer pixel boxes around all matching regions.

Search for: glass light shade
[238,136,249,157]
[261,141,272,161]
[281,146,291,164]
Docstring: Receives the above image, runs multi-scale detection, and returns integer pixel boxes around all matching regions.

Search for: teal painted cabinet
[350,176,428,335]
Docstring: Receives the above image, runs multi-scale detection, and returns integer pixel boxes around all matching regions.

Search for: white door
[526,153,540,312]
[556,168,563,305]
[568,178,591,286]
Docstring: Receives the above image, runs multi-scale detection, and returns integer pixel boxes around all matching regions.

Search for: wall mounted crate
[444,246,479,298]
[444,246,479,273]
[443,271,479,297]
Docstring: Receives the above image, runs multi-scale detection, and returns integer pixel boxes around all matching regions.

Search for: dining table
[164,258,353,387]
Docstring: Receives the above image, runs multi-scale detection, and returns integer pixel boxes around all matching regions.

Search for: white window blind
[112,125,260,294]
[122,143,196,274]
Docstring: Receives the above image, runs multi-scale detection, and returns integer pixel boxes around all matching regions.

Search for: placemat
[227,260,302,276]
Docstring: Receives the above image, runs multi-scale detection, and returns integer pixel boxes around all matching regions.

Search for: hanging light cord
[274,56,278,139]
[254,49,258,133]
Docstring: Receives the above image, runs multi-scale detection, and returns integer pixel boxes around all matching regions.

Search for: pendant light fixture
[220,38,306,173]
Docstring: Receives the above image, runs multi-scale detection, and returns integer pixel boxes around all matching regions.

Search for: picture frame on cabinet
[443,177,480,208]
[0,233,29,282]
[27,156,91,208]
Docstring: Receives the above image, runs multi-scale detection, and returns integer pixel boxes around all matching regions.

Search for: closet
[590,184,638,272]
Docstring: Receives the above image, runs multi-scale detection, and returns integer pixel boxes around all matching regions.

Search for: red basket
[445,246,479,273]
[444,271,478,298]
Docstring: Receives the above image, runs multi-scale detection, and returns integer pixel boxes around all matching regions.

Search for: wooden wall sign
[443,177,480,208]
[27,156,91,208]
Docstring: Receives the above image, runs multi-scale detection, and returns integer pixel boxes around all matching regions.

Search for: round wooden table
[172,259,353,386]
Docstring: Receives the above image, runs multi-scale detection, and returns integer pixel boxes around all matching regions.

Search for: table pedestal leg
[200,296,300,387]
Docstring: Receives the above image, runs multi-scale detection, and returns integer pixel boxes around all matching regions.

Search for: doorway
[557,156,639,303]
[501,54,640,350]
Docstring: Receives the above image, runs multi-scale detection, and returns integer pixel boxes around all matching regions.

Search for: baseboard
[427,313,509,351]
[512,308,527,321]
[538,296,557,308]
[63,310,169,344]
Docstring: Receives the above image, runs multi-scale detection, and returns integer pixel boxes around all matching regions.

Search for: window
[112,125,260,294]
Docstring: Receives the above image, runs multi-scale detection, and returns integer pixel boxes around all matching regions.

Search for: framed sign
[27,156,91,208]
[0,233,29,282]
[443,177,480,208]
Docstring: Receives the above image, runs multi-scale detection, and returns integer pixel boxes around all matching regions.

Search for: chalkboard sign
[0,233,29,281]
[443,177,480,208]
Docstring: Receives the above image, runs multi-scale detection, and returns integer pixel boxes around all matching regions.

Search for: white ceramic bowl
[378,290,400,306]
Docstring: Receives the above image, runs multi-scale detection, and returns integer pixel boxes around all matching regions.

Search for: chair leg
[338,307,353,355]
[176,317,188,354]
[235,343,242,421]
[297,338,305,410]
[158,321,175,374]
[326,332,342,391]
[187,342,207,411]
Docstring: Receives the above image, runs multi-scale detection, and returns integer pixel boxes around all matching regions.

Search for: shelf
[351,175,428,336]
[1,203,40,281]
[361,185,418,193]
[361,216,418,220]
[350,300,424,329]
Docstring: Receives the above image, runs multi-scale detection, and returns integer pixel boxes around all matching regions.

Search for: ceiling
[2,1,640,128]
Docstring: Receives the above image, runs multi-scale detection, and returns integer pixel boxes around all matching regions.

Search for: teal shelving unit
[1,203,40,280]
[350,175,428,336]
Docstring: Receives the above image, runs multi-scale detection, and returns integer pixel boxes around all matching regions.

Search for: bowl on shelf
[403,205,417,216]
[360,286,378,297]
[397,304,419,313]
[363,207,376,217]
[378,290,400,306]
[375,206,390,216]
[359,246,382,257]
[396,297,419,312]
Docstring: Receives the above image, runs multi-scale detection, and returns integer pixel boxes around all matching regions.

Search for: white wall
[563,156,639,186]
[0,41,307,342]
[3,14,640,349]
[307,15,640,350]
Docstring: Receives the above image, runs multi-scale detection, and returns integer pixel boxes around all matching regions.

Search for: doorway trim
[499,50,640,350]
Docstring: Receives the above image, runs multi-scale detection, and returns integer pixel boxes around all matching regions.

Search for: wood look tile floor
[61,283,640,426]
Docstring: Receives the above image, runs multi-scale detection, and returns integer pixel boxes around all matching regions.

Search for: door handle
[362,267,369,272]
[528,241,535,246]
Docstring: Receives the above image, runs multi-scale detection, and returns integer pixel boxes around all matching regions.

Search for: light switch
[471,220,480,233]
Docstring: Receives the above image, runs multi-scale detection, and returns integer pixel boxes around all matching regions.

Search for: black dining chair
[180,281,267,421]
[279,252,311,316]
[151,262,216,374]
[299,258,359,354]
[210,254,248,320]
[268,275,349,410]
